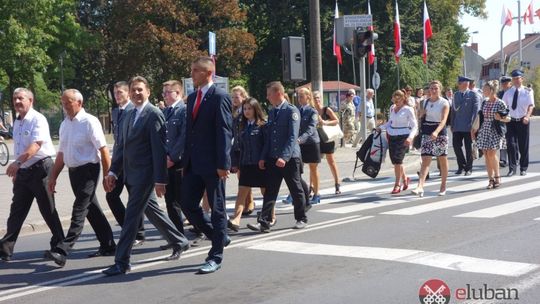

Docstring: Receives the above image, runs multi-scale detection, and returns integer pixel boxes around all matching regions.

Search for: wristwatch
[15,160,22,166]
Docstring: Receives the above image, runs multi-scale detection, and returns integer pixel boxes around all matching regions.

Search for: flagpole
[397,62,400,89]
[518,0,523,67]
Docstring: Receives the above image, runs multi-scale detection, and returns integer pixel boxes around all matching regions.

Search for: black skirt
[239,165,265,187]
[300,143,321,163]
[320,140,336,154]
[388,134,409,165]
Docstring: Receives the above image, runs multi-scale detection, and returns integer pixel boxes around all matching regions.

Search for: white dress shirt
[58,108,107,168]
[380,105,418,139]
[502,86,535,119]
[13,108,56,168]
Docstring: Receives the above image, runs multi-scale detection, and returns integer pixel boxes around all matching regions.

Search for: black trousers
[181,168,227,264]
[0,158,64,258]
[105,173,145,240]
[259,158,308,228]
[115,183,189,267]
[165,166,184,234]
[452,131,474,171]
[506,120,530,171]
[55,163,115,255]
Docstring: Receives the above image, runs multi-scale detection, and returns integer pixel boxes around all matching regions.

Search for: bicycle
[0,136,9,166]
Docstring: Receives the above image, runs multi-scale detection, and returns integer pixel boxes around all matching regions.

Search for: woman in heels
[472,80,510,189]
[378,90,418,194]
[413,80,450,197]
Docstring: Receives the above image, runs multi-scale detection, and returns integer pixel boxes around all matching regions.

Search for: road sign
[209,31,216,56]
[372,72,381,90]
[343,15,372,28]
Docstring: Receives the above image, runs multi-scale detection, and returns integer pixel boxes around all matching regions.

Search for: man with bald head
[44,89,116,267]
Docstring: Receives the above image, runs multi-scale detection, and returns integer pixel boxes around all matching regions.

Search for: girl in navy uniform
[228,98,272,231]
[297,88,322,204]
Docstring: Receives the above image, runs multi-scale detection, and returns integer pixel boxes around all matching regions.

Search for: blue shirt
[451,90,481,132]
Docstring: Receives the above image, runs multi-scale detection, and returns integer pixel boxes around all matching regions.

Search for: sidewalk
[0,140,420,236]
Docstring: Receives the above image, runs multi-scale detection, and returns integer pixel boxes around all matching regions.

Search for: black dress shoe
[455,169,463,175]
[0,253,11,262]
[507,170,515,177]
[44,250,66,267]
[305,203,312,213]
[166,244,189,261]
[246,222,270,233]
[464,171,472,176]
[241,209,253,216]
[87,248,116,258]
[189,234,206,247]
[102,264,131,276]
[520,170,527,176]
[227,220,239,232]
[197,260,221,274]
[160,244,172,251]
[224,235,231,247]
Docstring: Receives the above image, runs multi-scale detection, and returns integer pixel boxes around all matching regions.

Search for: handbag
[318,124,343,143]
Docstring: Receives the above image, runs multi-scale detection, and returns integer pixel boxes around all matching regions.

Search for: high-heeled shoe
[391,185,401,195]
[335,183,341,195]
[402,177,411,191]
[411,188,424,197]
[438,190,446,196]
[493,176,501,188]
[486,179,494,189]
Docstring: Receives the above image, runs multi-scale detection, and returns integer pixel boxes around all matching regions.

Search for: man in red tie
[180,57,233,274]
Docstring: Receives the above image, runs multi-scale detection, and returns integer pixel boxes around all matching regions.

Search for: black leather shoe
[241,209,253,216]
[499,161,507,168]
[102,264,131,276]
[88,248,116,258]
[0,253,11,262]
[132,239,145,247]
[160,244,172,251]
[455,169,463,175]
[227,220,239,232]
[507,170,515,177]
[246,222,270,233]
[464,171,472,176]
[44,250,66,267]
[305,203,312,213]
[189,234,206,247]
[166,244,189,261]
[520,170,527,176]
[197,260,221,274]
[224,235,231,247]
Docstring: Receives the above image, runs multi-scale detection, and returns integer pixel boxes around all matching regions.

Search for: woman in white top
[413,80,450,197]
[379,90,418,194]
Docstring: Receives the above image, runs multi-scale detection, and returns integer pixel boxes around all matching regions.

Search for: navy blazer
[261,101,301,162]
[239,123,265,166]
[451,90,481,132]
[111,102,134,144]
[298,106,320,145]
[182,85,233,175]
[165,102,187,163]
[110,102,168,186]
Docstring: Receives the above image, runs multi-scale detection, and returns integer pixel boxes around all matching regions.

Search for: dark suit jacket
[110,102,168,186]
[165,102,187,163]
[111,102,134,153]
[182,85,232,176]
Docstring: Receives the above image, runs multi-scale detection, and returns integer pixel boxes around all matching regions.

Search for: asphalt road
[1,119,539,304]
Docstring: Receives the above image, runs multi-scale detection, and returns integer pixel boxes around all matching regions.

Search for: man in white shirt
[0,88,64,262]
[44,89,116,267]
[502,69,535,176]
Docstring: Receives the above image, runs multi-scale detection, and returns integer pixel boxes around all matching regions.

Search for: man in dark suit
[106,81,145,245]
[102,76,189,276]
[181,57,232,274]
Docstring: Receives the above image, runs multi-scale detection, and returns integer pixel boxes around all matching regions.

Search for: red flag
[422,1,432,64]
[524,1,534,24]
[333,2,343,65]
[536,8,540,20]
[393,1,401,63]
[502,4,513,26]
[367,1,375,65]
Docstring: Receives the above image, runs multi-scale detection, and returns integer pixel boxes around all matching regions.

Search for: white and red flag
[333,1,343,65]
[524,1,534,24]
[501,4,513,26]
[394,0,401,63]
[422,1,432,64]
[367,1,375,65]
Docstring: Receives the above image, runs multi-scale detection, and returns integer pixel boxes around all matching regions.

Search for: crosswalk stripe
[318,175,503,214]
[247,240,539,277]
[381,177,539,216]
[454,197,540,218]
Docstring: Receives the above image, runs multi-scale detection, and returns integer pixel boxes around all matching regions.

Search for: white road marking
[247,240,539,277]
[382,179,540,216]
[455,197,540,218]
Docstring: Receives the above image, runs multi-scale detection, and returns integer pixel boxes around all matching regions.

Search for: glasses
[162,90,177,96]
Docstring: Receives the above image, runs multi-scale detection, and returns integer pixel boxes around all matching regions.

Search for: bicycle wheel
[0,142,9,166]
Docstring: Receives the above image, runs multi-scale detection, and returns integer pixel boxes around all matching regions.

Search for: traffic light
[353,30,378,57]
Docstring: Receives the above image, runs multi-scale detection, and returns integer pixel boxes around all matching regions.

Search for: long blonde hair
[297,87,315,108]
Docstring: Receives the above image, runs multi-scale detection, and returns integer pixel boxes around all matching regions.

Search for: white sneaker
[293,221,307,229]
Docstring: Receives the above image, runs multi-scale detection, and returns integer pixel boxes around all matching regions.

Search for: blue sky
[459,0,540,58]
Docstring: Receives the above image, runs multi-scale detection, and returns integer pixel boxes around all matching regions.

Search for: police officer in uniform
[247,81,309,233]
[1,88,64,261]
[162,80,187,238]
[502,70,535,176]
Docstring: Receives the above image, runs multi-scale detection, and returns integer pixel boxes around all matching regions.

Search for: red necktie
[192,89,203,119]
